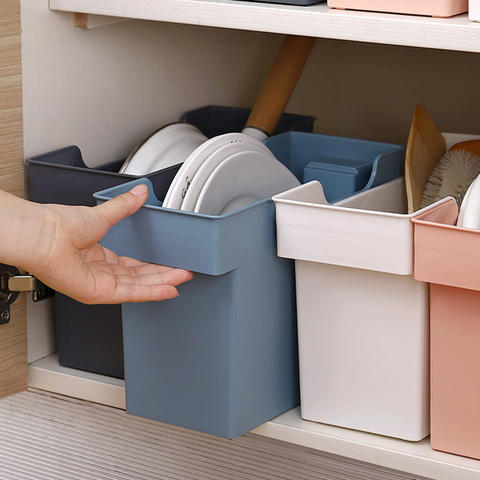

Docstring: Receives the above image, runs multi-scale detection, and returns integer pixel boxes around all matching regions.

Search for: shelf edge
[49,0,480,53]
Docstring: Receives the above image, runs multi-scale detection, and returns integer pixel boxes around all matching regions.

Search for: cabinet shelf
[29,354,480,480]
[253,408,480,480]
[49,0,480,53]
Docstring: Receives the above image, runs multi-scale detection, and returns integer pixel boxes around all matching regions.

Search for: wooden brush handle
[450,140,480,157]
[244,35,315,137]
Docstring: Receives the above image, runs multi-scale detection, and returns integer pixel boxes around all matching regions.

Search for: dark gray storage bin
[180,105,316,138]
[25,106,316,379]
[26,147,180,379]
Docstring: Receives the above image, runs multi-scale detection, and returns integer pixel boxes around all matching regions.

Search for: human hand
[0,184,193,304]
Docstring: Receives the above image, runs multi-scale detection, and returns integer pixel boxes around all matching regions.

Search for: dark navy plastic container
[26,147,180,379]
[25,106,316,379]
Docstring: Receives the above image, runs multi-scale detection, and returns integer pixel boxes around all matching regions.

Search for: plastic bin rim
[182,105,317,122]
[94,178,273,219]
[268,131,404,150]
[273,180,453,219]
[411,196,478,233]
[26,157,125,177]
[25,157,182,179]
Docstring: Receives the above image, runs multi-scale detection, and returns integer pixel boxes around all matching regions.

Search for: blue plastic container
[264,132,404,203]
[91,131,402,438]
[92,131,402,437]
[94,179,299,439]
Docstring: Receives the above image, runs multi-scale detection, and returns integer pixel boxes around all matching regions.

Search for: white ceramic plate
[120,123,207,175]
[163,132,271,210]
[180,141,272,212]
[194,150,301,215]
[457,173,480,229]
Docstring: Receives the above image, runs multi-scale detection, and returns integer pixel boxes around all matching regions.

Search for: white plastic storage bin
[273,178,449,441]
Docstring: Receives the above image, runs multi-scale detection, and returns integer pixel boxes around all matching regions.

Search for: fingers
[92,268,193,305]
[113,264,194,288]
[82,256,193,304]
[80,282,181,305]
[94,183,149,228]
[103,283,182,304]
[98,252,193,285]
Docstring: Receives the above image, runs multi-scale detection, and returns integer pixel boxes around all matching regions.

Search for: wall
[22,2,480,166]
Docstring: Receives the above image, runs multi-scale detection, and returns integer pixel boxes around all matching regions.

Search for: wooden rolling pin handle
[245,35,315,137]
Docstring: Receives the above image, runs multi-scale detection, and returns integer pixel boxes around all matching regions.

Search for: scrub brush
[421,148,480,209]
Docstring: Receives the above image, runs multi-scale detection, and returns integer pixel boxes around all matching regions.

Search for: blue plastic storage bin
[94,178,299,439]
[25,106,316,380]
[264,132,404,203]
[91,131,403,438]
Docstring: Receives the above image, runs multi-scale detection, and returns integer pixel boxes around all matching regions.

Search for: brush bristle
[421,149,480,209]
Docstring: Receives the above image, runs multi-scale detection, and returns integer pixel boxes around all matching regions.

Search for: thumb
[94,183,149,228]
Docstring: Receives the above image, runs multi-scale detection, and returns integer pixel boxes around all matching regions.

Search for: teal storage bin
[264,132,404,203]
[94,179,299,439]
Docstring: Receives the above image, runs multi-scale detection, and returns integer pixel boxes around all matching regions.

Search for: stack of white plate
[121,127,301,216]
[119,123,208,175]
[457,172,480,229]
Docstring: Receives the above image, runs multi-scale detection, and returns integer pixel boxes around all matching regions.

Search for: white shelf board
[29,355,480,480]
[49,0,480,53]
[253,408,480,480]
[28,354,126,409]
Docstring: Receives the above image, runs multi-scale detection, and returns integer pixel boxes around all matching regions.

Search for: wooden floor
[0,390,426,480]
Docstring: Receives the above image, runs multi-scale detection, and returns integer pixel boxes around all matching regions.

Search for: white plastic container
[470,1,480,21]
[273,178,449,441]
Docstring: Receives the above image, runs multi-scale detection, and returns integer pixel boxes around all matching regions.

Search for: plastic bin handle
[365,147,405,191]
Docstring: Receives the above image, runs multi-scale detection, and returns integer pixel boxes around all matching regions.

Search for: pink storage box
[327,0,468,17]
[412,199,480,460]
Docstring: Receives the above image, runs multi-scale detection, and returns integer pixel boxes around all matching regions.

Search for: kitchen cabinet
[1,0,480,478]
[0,0,27,400]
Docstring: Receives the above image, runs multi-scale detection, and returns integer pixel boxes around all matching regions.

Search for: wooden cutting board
[405,105,446,213]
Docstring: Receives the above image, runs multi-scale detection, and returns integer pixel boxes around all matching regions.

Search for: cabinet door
[0,0,28,398]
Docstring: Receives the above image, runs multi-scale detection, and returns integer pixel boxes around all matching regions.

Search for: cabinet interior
[26,0,480,403]
[21,3,480,477]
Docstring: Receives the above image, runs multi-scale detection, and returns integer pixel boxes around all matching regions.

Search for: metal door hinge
[0,264,53,325]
